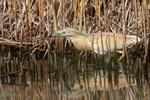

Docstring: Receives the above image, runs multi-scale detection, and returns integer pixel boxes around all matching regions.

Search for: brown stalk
[46,0,49,20]
[37,0,42,46]
[33,88,37,100]
[143,5,146,34]
[19,0,24,44]
[38,0,41,20]
[95,0,98,20]
[133,0,139,42]
[59,78,62,100]
[25,87,27,100]
[80,0,84,30]
[73,0,77,28]
[99,0,104,55]
[43,83,46,100]
[137,1,143,31]
[122,0,129,64]
[77,0,80,12]
[62,0,65,10]
[52,0,58,52]
[0,12,3,37]
[28,0,32,40]
[99,0,101,17]
[52,0,58,32]
[102,0,111,57]
[134,0,138,21]
[83,0,86,31]
[143,0,149,63]
[111,0,114,10]
[0,83,6,100]
[14,0,18,41]
[41,0,44,21]
[46,0,50,34]
[144,0,149,24]
[102,0,106,31]
[9,1,12,38]
[19,86,22,100]
[46,0,49,25]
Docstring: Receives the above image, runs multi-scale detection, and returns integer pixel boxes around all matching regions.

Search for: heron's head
[49,28,88,40]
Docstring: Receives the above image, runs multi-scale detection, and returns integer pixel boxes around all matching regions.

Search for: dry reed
[95,0,98,20]
[0,0,149,58]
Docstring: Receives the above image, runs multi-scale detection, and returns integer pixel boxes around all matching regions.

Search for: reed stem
[95,0,98,20]
[102,0,107,31]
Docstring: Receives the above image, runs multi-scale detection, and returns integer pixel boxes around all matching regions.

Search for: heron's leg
[79,51,85,57]
[118,51,125,62]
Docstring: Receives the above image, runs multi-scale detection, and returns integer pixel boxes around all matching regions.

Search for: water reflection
[0,48,150,100]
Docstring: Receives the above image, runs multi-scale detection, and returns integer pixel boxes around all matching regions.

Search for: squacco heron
[49,28,140,60]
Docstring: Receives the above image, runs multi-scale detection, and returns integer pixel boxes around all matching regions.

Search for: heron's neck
[71,35,86,41]
[70,35,88,50]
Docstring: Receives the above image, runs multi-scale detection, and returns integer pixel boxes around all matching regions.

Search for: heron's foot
[79,51,85,57]
[116,51,123,54]
[118,52,125,62]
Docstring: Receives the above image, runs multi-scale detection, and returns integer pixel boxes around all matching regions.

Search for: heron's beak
[48,33,61,37]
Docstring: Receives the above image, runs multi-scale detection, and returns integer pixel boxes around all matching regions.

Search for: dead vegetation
[0,0,150,59]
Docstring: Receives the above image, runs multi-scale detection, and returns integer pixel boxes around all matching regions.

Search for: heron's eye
[62,31,65,34]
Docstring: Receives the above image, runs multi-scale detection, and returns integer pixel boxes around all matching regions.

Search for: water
[0,47,150,100]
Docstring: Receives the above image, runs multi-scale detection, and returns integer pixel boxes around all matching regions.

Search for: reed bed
[1,1,150,100]
[0,0,150,58]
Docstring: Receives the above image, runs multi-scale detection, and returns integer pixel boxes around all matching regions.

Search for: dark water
[0,47,150,100]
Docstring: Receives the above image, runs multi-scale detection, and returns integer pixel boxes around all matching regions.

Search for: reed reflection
[0,50,149,100]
